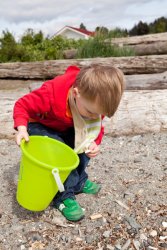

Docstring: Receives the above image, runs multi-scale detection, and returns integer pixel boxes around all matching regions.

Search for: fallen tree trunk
[0,55,167,79]
[126,71,167,90]
[1,88,167,139]
[117,41,167,56]
[109,33,167,56]
[104,89,167,136]
[111,32,167,45]
[28,71,167,91]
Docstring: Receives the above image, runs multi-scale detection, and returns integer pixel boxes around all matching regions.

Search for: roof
[55,26,95,37]
[67,26,95,36]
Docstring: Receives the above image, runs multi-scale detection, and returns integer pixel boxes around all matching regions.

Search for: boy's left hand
[85,141,100,158]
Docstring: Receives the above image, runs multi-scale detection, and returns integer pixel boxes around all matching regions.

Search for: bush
[0,29,134,62]
[76,36,134,58]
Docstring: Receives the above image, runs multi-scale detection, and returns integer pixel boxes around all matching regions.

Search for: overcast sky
[0,0,167,39]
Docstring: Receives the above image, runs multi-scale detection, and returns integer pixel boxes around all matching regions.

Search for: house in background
[53,26,95,40]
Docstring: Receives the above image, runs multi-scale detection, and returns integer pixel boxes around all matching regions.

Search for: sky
[0,0,167,39]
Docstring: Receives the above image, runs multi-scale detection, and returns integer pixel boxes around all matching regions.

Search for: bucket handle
[52,168,65,192]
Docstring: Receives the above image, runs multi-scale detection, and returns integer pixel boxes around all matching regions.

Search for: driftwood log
[109,32,167,56]
[26,71,167,91]
[104,89,167,136]
[1,87,167,139]
[111,32,167,45]
[0,55,167,79]
[126,71,167,90]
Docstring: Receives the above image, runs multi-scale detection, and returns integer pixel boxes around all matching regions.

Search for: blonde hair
[74,64,125,117]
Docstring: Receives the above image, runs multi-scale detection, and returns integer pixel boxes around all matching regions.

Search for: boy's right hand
[16,125,29,146]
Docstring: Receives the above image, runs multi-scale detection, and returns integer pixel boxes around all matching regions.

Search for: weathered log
[104,89,167,136]
[108,33,167,55]
[110,32,167,45]
[27,71,167,91]
[118,41,167,56]
[1,88,167,139]
[0,55,167,79]
[126,71,167,90]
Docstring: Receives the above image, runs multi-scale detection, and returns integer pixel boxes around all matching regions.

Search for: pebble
[125,216,142,230]
[114,243,122,250]
[103,231,111,238]
[75,237,83,242]
[85,235,94,244]
[159,235,167,240]
[122,239,131,250]
[106,245,114,250]
[133,240,140,250]
[140,233,148,241]
[159,243,167,248]
[162,221,167,228]
[72,228,79,235]
[149,230,157,237]
[52,217,66,227]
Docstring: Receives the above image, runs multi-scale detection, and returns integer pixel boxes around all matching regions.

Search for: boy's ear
[73,87,80,97]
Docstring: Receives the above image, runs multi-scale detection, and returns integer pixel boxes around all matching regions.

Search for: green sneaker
[57,198,85,222]
[82,179,101,194]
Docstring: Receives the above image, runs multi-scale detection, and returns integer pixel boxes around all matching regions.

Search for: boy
[13,64,125,221]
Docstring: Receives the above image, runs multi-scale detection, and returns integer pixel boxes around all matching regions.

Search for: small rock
[150,230,157,237]
[147,247,158,250]
[72,228,79,235]
[85,235,94,244]
[90,213,103,220]
[20,245,25,250]
[125,216,142,230]
[103,231,111,238]
[133,240,140,250]
[159,235,167,240]
[52,217,66,227]
[122,239,131,250]
[75,237,83,242]
[60,235,68,242]
[134,158,142,163]
[114,243,122,250]
[140,233,148,241]
[159,243,167,248]
[106,245,114,250]
[162,221,167,228]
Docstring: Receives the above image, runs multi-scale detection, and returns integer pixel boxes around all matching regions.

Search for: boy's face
[73,87,102,119]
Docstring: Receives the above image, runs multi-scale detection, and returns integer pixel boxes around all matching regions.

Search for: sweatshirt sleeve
[94,116,105,145]
[94,125,104,145]
[13,83,50,129]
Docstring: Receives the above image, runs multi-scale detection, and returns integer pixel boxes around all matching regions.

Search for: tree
[80,23,87,30]
[0,30,18,62]
[149,16,167,33]
[21,29,44,46]
[109,27,128,38]
[129,21,149,36]
[95,26,109,37]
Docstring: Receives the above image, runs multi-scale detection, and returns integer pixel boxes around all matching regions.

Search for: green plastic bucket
[17,136,79,211]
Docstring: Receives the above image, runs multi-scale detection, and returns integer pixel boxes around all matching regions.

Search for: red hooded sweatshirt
[13,66,104,145]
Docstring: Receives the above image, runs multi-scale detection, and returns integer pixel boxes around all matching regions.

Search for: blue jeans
[28,123,90,206]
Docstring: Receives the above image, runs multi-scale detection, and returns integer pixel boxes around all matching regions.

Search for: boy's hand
[16,125,29,146]
[85,141,100,158]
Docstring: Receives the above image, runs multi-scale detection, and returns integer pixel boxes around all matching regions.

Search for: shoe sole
[66,215,85,222]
